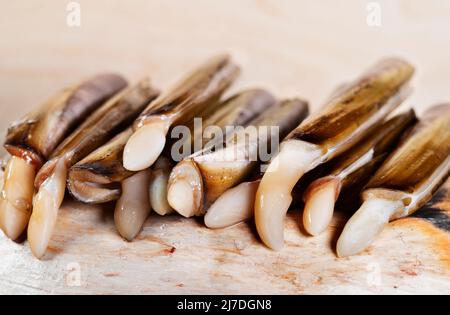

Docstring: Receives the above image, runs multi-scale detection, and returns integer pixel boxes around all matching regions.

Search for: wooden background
[0,0,449,294]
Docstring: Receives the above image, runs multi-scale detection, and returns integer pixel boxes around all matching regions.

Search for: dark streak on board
[411,209,450,233]
[411,186,450,232]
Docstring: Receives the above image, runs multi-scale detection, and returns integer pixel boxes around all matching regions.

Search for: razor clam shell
[194,98,309,210]
[68,129,134,203]
[288,58,414,155]
[364,104,450,207]
[4,73,127,166]
[332,109,417,189]
[169,88,277,158]
[204,89,276,132]
[133,54,240,129]
[35,78,159,188]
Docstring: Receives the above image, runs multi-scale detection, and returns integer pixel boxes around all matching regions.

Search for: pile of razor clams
[0,55,449,259]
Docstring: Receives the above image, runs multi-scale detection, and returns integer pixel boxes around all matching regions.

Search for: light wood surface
[1,0,450,294]
[0,196,449,294]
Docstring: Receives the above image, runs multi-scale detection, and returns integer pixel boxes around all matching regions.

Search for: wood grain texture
[0,198,449,294]
[1,0,450,294]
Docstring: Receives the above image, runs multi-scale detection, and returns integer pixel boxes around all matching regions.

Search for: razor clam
[148,156,174,216]
[114,169,152,241]
[68,89,275,204]
[0,73,127,240]
[337,104,450,257]
[168,99,309,218]
[28,79,159,258]
[303,110,416,236]
[192,89,276,147]
[204,176,261,229]
[255,58,414,250]
[123,54,240,171]
[169,88,277,159]
[67,128,134,204]
[205,178,302,230]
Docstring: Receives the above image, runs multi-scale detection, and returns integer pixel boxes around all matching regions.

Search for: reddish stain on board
[104,272,120,277]
[400,268,418,276]
[47,246,63,254]
[163,246,176,255]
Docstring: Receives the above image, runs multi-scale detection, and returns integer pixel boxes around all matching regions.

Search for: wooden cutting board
[1,0,450,294]
[0,177,449,294]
